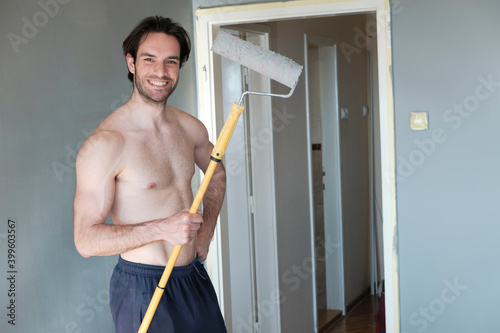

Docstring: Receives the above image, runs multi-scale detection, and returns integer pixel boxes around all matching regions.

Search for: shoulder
[171,106,210,143]
[77,108,129,161]
[76,126,125,175]
[172,106,206,130]
[83,128,125,153]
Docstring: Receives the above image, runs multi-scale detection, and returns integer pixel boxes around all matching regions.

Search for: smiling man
[73,16,227,332]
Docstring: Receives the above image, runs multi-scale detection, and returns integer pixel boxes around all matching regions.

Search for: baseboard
[317,309,343,333]
[346,287,371,314]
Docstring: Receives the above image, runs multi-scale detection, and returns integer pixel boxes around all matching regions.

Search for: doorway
[195,1,398,332]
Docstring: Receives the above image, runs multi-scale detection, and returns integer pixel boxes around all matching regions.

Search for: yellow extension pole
[138,102,245,333]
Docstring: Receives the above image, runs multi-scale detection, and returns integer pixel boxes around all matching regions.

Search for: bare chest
[117,129,195,190]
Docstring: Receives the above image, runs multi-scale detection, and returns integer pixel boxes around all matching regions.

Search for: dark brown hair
[122,16,191,82]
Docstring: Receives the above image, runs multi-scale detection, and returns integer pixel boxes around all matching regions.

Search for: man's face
[126,32,181,105]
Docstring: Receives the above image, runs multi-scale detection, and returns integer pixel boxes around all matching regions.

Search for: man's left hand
[196,231,212,262]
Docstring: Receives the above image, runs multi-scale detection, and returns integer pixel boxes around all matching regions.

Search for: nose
[153,61,168,78]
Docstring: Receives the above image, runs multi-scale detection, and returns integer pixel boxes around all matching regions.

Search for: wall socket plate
[410,111,428,130]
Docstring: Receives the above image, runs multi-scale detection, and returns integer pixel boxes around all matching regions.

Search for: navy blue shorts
[109,257,227,333]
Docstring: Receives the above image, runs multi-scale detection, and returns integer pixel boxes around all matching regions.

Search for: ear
[126,53,135,75]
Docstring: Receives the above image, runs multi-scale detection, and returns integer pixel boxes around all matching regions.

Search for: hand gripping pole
[138,102,245,332]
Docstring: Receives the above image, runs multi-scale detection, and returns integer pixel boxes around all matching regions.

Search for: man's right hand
[159,209,203,245]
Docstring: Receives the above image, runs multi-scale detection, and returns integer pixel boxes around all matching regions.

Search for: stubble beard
[134,73,178,106]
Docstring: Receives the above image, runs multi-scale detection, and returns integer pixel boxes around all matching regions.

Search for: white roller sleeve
[212,30,303,89]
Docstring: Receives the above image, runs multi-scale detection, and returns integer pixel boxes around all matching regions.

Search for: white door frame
[194,1,399,332]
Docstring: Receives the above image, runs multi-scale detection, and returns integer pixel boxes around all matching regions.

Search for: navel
[147,182,157,189]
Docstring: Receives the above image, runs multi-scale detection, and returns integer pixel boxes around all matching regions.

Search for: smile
[148,80,167,86]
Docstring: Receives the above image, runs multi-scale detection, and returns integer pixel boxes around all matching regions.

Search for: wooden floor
[318,309,343,333]
[323,296,379,333]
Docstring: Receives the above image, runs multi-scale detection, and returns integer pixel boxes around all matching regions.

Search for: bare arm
[73,131,202,258]
[192,122,227,261]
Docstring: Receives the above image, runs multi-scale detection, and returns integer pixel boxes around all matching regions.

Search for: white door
[220,28,280,333]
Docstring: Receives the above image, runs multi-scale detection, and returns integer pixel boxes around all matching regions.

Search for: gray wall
[6,0,497,331]
[392,0,500,332]
[0,1,195,332]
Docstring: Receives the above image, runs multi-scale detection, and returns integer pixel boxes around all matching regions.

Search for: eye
[167,59,179,65]
[145,58,153,62]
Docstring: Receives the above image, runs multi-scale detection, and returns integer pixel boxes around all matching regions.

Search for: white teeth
[149,80,167,86]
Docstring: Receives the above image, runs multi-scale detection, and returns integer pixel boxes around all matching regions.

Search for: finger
[184,222,200,232]
[196,249,205,261]
[189,213,203,223]
[197,210,204,224]
[198,250,207,262]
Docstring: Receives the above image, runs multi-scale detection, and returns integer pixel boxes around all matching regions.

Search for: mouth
[147,79,169,87]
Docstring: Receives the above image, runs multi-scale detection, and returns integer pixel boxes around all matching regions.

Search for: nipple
[147,182,157,189]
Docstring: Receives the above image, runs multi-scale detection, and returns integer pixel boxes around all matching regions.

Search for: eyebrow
[139,52,180,60]
[139,52,156,58]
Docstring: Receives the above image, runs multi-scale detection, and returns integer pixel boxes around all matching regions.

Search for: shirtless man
[73,16,226,332]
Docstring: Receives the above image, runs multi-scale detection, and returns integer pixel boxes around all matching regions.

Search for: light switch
[410,111,428,130]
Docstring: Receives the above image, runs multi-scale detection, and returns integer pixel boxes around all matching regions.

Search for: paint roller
[138,29,303,333]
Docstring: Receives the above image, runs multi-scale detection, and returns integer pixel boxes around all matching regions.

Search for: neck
[126,90,171,129]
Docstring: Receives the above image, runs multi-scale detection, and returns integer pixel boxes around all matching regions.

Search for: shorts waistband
[117,256,204,278]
